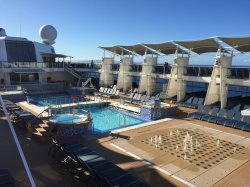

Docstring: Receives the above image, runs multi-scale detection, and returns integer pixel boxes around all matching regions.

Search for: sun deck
[1,102,250,186]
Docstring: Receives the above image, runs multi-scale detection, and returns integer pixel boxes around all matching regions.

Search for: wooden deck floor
[1,105,250,187]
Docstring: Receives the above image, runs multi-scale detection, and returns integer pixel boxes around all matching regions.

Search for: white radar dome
[39,25,57,45]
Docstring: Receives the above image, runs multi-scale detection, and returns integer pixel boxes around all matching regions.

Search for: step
[33,131,43,137]
[35,127,46,132]
[39,124,49,128]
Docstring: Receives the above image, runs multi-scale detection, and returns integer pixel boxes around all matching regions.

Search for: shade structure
[41,53,72,58]
[119,44,158,56]
[143,42,187,55]
[174,38,221,54]
[98,46,131,56]
[218,37,250,52]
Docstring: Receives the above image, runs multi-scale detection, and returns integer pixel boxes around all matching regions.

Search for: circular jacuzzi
[48,114,91,138]
[49,114,88,126]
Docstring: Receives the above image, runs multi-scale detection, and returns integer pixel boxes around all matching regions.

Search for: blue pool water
[56,106,149,133]
[28,93,86,106]
[144,102,168,107]
[89,107,148,133]
[49,114,87,125]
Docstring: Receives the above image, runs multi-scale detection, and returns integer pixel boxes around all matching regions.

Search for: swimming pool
[28,93,87,106]
[144,101,169,107]
[55,106,149,133]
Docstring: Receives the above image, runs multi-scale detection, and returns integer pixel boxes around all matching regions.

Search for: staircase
[30,108,51,142]
[33,122,49,138]
[82,77,94,88]
[64,63,83,86]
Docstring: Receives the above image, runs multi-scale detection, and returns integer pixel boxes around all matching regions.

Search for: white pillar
[166,57,189,101]
[117,57,133,91]
[177,57,189,101]
[220,56,232,108]
[204,55,232,108]
[99,57,114,87]
[138,57,157,95]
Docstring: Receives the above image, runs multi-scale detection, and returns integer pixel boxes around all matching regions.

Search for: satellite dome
[39,25,57,45]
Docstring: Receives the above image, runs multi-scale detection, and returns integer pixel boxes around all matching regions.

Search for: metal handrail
[0,96,36,187]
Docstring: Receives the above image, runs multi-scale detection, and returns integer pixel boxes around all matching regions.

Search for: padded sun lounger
[123,93,137,103]
[131,181,149,187]
[108,90,120,98]
[242,124,250,132]
[100,166,128,182]
[60,141,82,148]
[85,157,108,170]
[216,110,235,126]
[0,175,15,186]
[97,88,108,96]
[197,98,204,105]
[14,110,42,127]
[78,152,100,163]
[223,112,242,127]
[102,89,116,97]
[243,105,250,110]
[177,97,193,107]
[191,106,210,119]
[69,148,93,158]
[187,97,199,108]
[92,161,116,173]
[187,105,203,118]
[0,170,15,186]
[201,107,219,122]
[143,95,150,102]
[207,109,226,124]
[107,173,138,187]
[234,116,250,130]
[132,94,144,104]
[232,104,241,112]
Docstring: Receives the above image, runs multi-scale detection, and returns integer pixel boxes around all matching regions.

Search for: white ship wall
[33,42,55,64]
[0,40,7,62]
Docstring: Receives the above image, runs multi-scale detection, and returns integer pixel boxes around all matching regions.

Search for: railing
[118,113,126,127]
[0,61,66,69]
[64,63,82,79]
[2,82,66,92]
[228,68,250,79]
[186,66,213,77]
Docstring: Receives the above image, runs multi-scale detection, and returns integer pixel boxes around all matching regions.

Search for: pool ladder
[118,114,126,127]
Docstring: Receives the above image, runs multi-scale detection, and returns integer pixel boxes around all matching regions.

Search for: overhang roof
[119,44,158,56]
[41,53,72,58]
[174,38,221,54]
[218,37,250,52]
[98,46,131,56]
[143,42,188,55]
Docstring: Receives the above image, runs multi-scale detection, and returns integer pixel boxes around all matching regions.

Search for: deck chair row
[121,92,162,105]
[96,87,120,98]
[52,141,148,187]
[12,109,42,129]
[0,169,17,187]
[177,97,204,109]
[188,105,250,131]
[0,99,21,113]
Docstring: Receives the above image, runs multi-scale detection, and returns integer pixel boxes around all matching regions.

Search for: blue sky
[1,0,250,64]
